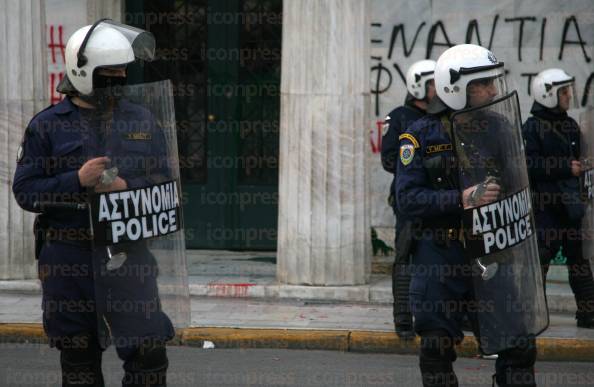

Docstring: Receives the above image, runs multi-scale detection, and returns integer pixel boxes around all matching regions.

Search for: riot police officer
[13,20,175,386]
[381,59,436,338]
[522,68,594,328]
[396,44,546,387]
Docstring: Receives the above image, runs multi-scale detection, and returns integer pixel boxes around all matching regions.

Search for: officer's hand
[95,177,128,193]
[78,157,109,187]
[462,183,501,208]
[482,183,501,204]
[571,160,582,177]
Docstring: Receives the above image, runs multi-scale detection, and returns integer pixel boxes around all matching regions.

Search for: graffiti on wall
[369,1,594,229]
[369,8,594,154]
[48,24,66,104]
[46,0,87,105]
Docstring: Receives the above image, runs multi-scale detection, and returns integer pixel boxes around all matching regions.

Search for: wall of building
[2,1,592,279]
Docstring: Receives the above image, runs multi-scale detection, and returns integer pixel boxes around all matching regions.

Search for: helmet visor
[466,74,508,109]
[101,20,155,62]
[556,83,579,111]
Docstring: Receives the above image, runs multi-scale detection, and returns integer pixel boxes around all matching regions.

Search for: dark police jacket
[381,103,426,208]
[395,112,462,234]
[522,102,581,218]
[13,97,164,248]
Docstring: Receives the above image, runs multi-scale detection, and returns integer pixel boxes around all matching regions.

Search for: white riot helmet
[406,60,436,100]
[531,68,578,110]
[435,44,507,110]
[63,19,155,95]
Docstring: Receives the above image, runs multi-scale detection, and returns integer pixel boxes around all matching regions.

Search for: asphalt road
[1,344,593,386]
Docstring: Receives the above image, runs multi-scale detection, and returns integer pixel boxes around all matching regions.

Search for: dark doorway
[125,0,282,250]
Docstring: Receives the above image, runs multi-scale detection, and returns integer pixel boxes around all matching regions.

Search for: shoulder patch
[398,133,420,149]
[16,144,24,163]
[381,121,390,137]
[16,127,32,164]
[400,144,415,166]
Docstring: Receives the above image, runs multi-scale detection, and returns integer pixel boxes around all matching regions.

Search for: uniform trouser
[536,211,594,319]
[392,211,413,331]
[410,239,537,387]
[39,242,174,386]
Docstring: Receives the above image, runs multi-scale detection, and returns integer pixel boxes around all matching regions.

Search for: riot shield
[580,105,594,265]
[84,80,190,348]
[451,91,549,354]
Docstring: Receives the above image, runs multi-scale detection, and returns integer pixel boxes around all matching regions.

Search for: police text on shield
[96,181,180,244]
[471,188,533,255]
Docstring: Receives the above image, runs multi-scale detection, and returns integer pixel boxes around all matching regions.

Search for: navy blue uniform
[397,112,537,387]
[381,104,426,219]
[381,103,426,336]
[522,102,594,323]
[12,97,174,362]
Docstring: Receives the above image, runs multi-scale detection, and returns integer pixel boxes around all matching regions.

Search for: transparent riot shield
[580,105,594,265]
[451,91,549,354]
[84,80,190,348]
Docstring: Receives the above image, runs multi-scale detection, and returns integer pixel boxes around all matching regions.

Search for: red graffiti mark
[370,120,384,154]
[207,283,255,297]
[50,72,65,104]
[48,25,66,64]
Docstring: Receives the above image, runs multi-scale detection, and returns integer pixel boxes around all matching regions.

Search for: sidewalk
[0,250,578,313]
[0,250,593,361]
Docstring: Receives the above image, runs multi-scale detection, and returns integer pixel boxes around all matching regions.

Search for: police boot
[419,331,459,387]
[568,261,594,328]
[122,342,168,387]
[393,262,415,339]
[59,335,104,386]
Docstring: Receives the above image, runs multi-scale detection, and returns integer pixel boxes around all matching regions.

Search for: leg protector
[565,247,594,319]
[122,341,168,387]
[393,262,414,338]
[419,330,458,387]
[59,335,104,387]
[494,337,536,387]
[538,247,554,293]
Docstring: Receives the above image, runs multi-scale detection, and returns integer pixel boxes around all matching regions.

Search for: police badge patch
[400,144,415,165]
[382,116,390,137]
[16,145,24,163]
[16,128,29,163]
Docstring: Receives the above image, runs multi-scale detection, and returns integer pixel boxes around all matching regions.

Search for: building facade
[2,0,593,282]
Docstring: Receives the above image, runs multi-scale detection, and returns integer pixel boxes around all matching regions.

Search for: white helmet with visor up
[63,19,155,96]
[531,68,578,110]
[434,44,507,110]
[406,60,437,100]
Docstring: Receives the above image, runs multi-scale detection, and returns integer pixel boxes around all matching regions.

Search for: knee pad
[123,341,168,387]
[393,263,412,315]
[498,338,536,368]
[59,335,104,387]
[420,330,457,363]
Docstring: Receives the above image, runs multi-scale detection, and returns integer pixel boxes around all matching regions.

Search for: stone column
[0,0,47,279]
[87,0,123,23]
[277,0,371,285]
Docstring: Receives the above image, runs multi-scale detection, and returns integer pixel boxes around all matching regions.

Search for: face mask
[81,72,128,109]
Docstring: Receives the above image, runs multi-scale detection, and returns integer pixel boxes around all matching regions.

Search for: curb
[1,324,593,362]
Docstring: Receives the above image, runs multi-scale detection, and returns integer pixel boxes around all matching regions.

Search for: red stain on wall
[370,120,384,154]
